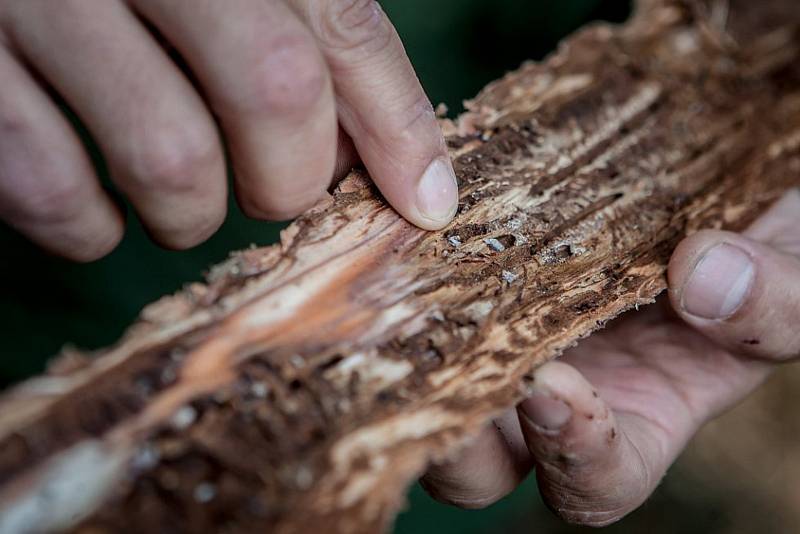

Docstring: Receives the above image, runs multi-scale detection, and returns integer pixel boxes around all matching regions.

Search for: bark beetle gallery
[1,0,799,532]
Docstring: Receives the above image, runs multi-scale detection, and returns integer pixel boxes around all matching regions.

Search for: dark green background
[0,0,631,387]
[0,1,770,532]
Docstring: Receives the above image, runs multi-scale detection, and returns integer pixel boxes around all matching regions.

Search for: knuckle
[317,0,394,55]
[127,129,219,195]
[377,95,439,148]
[234,36,327,117]
[537,445,652,527]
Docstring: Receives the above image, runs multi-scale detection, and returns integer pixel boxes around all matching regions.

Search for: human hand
[421,189,800,526]
[0,0,458,261]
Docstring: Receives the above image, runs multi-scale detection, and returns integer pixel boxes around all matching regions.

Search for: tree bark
[2,0,800,532]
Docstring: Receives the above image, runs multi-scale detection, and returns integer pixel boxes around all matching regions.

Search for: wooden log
[1,0,799,532]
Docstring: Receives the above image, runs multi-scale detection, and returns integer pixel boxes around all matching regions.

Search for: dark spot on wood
[317,355,344,373]
[554,244,573,260]
[495,234,517,249]
[572,299,600,314]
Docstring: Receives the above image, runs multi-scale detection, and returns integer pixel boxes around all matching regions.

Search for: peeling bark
[1,1,800,532]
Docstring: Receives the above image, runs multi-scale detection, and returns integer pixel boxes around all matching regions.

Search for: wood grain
[1,1,799,532]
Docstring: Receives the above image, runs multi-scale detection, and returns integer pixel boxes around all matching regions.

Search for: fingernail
[682,243,755,319]
[416,158,458,225]
[519,391,573,432]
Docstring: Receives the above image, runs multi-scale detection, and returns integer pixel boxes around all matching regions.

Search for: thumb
[668,205,800,362]
[517,362,676,527]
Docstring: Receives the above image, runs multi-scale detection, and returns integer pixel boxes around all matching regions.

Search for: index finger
[290,0,459,230]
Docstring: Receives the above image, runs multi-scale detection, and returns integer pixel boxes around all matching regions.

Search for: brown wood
[1,0,800,532]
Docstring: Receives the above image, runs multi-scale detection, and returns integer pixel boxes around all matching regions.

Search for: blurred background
[1,0,798,532]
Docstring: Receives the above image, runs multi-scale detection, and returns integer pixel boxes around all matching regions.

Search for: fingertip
[519,391,573,433]
[519,364,655,527]
[140,187,228,251]
[365,149,459,231]
[5,178,128,263]
[420,409,532,510]
[303,0,458,231]
[668,230,719,285]
[518,361,608,443]
[236,181,329,222]
[148,211,226,251]
[5,215,122,264]
[408,157,459,230]
[525,361,597,404]
[682,243,754,320]
[669,228,800,361]
[668,230,733,313]
[68,215,125,263]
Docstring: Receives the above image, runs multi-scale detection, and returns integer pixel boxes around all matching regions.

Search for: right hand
[422,189,800,526]
[0,0,458,261]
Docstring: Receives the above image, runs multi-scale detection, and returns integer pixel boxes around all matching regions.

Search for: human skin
[0,0,458,261]
[421,189,800,526]
[1,1,798,527]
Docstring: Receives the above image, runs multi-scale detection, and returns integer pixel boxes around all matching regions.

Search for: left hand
[0,0,457,261]
[420,189,800,526]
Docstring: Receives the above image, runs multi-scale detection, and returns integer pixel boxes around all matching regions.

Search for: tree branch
[1,1,799,532]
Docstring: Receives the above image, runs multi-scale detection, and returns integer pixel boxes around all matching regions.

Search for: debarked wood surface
[1,0,799,532]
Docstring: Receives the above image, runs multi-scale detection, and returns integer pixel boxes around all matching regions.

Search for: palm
[561,298,766,454]
[422,192,799,521]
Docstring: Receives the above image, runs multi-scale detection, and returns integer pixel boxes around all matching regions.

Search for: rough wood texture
[2,0,800,532]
